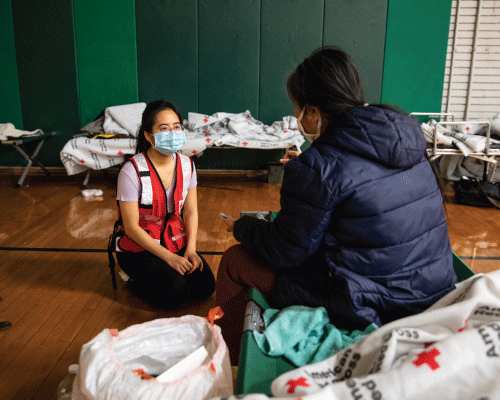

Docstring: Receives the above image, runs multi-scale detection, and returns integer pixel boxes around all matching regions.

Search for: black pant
[116,247,215,308]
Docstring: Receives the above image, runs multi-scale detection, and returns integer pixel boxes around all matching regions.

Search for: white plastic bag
[72,308,232,400]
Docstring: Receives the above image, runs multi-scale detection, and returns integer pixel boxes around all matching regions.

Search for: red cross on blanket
[286,377,310,394]
[413,348,441,370]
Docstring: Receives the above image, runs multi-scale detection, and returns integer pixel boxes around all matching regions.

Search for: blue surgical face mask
[153,130,186,156]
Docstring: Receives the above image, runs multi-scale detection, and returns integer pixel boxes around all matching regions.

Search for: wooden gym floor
[0,171,498,400]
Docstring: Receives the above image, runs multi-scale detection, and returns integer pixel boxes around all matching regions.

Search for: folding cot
[1,131,57,187]
[235,254,475,396]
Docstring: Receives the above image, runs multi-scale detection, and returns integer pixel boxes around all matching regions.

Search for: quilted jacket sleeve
[233,154,338,269]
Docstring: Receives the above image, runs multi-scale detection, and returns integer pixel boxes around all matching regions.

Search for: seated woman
[216,47,458,365]
[114,100,215,308]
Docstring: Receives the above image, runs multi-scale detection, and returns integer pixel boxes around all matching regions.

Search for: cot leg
[110,262,118,290]
[13,139,48,187]
[81,169,92,190]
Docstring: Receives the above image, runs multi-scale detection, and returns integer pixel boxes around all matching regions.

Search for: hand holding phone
[280,146,301,165]
[220,213,236,232]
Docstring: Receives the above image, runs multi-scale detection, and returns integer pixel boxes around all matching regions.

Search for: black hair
[287,46,403,124]
[288,47,449,217]
[135,100,183,154]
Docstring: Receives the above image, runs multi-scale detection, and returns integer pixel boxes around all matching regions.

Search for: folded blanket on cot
[253,306,377,367]
[60,138,137,175]
[102,102,146,138]
[182,110,304,156]
[0,123,43,141]
[210,270,500,400]
[420,112,500,156]
[60,109,304,175]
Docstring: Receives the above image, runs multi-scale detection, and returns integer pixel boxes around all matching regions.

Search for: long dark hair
[136,100,183,154]
[287,46,402,123]
[288,47,449,217]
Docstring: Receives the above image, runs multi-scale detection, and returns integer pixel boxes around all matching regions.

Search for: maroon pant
[215,244,277,366]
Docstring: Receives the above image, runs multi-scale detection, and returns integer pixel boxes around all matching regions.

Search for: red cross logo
[242,142,248,146]
[466,126,470,131]
[203,117,209,123]
[192,150,197,155]
[117,151,123,155]
[206,138,211,143]
[80,159,85,164]
[286,377,309,394]
[284,130,288,133]
[413,348,441,370]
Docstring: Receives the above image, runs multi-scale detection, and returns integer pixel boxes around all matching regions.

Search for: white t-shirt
[117,153,197,214]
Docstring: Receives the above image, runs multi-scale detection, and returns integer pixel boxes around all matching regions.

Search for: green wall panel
[259,0,323,125]
[0,0,24,166]
[198,0,260,117]
[9,0,80,167]
[136,0,198,117]
[381,0,452,113]
[0,0,22,128]
[74,0,138,126]
[323,0,387,104]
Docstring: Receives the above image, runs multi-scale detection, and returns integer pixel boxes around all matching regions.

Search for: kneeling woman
[114,100,215,308]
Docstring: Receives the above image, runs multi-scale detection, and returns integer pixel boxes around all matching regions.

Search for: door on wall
[442,0,500,120]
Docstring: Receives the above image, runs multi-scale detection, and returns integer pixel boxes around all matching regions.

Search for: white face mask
[297,108,322,143]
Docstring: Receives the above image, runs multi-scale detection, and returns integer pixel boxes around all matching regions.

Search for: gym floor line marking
[0,247,224,255]
[1,248,498,260]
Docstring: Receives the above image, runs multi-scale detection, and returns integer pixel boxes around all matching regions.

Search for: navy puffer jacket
[233,106,457,328]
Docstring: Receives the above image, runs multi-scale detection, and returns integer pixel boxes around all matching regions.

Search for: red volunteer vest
[115,152,192,254]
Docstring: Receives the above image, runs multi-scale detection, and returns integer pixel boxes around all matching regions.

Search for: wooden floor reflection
[0,173,498,399]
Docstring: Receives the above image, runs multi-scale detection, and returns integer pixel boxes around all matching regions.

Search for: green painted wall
[259,0,324,124]
[0,0,22,128]
[8,0,80,167]
[198,0,261,117]
[381,0,453,113]
[323,0,388,104]
[73,0,139,126]
[136,0,198,117]
[0,0,24,166]
[0,0,453,168]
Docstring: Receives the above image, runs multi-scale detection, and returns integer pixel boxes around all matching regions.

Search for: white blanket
[102,102,146,138]
[181,110,304,156]
[0,123,43,141]
[60,137,137,175]
[60,110,304,175]
[421,116,500,156]
[211,270,500,400]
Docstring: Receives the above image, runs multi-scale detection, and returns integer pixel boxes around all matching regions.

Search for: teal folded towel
[253,306,377,367]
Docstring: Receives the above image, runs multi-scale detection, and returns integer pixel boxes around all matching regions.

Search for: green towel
[253,306,377,367]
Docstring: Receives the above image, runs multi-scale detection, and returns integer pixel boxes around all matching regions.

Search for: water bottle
[56,364,78,400]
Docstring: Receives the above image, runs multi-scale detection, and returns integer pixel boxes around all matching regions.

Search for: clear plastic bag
[72,308,232,400]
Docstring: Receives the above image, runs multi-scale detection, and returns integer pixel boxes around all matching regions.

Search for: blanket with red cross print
[211,270,500,400]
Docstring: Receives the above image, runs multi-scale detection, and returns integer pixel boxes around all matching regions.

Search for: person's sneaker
[118,270,131,283]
